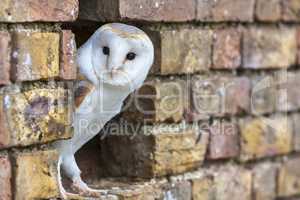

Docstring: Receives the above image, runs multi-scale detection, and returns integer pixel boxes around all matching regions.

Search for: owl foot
[57,158,79,200]
[71,177,108,197]
[58,181,79,200]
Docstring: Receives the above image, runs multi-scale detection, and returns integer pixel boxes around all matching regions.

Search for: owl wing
[74,71,95,109]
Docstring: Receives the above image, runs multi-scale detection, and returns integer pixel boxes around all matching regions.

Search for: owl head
[77,23,154,91]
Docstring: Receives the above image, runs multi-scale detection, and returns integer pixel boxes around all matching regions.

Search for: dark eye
[126,52,136,60]
[102,46,110,55]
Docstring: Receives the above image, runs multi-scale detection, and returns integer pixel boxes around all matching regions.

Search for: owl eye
[102,46,110,55]
[126,52,136,60]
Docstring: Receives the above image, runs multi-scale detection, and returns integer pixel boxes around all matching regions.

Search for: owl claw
[58,181,79,200]
[71,177,108,197]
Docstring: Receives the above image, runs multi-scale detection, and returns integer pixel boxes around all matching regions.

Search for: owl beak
[110,67,119,78]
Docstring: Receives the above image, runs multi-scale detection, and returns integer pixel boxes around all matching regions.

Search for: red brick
[0,154,12,200]
[243,27,297,69]
[212,28,241,69]
[0,0,78,22]
[79,0,196,22]
[255,0,281,22]
[282,0,300,22]
[196,0,255,22]
[0,31,11,85]
[59,30,77,80]
[208,120,239,160]
[224,76,251,115]
[189,75,250,121]
[189,75,222,121]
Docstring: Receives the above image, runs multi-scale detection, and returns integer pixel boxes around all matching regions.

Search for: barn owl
[54,23,154,199]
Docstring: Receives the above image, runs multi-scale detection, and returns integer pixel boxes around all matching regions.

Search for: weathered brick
[253,163,278,200]
[213,166,252,200]
[63,179,164,200]
[0,31,11,85]
[189,75,222,120]
[11,31,60,81]
[239,116,293,161]
[112,184,164,200]
[255,0,281,21]
[163,181,192,200]
[79,0,196,22]
[297,28,300,64]
[151,28,212,74]
[212,28,241,69]
[14,150,59,200]
[59,30,77,80]
[275,71,300,112]
[208,120,239,160]
[192,166,252,200]
[243,27,297,69]
[192,176,214,200]
[224,76,251,115]
[278,157,300,197]
[122,79,185,123]
[251,75,276,115]
[0,154,12,200]
[0,94,10,148]
[98,123,209,178]
[80,180,165,200]
[292,114,300,152]
[0,82,72,148]
[0,0,78,22]
[282,0,300,22]
[196,0,255,22]
[188,75,250,121]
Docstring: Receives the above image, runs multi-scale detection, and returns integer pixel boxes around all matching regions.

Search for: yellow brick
[122,79,185,123]
[14,150,59,200]
[11,31,60,81]
[239,116,293,161]
[159,29,212,74]
[192,177,214,200]
[1,82,72,148]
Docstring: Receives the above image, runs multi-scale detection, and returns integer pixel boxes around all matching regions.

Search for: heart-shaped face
[78,23,154,91]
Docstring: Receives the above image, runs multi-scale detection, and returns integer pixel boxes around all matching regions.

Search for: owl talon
[71,177,108,197]
[58,182,79,200]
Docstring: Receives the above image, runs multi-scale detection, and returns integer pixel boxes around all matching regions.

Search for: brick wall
[1,0,300,200]
[0,1,78,199]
